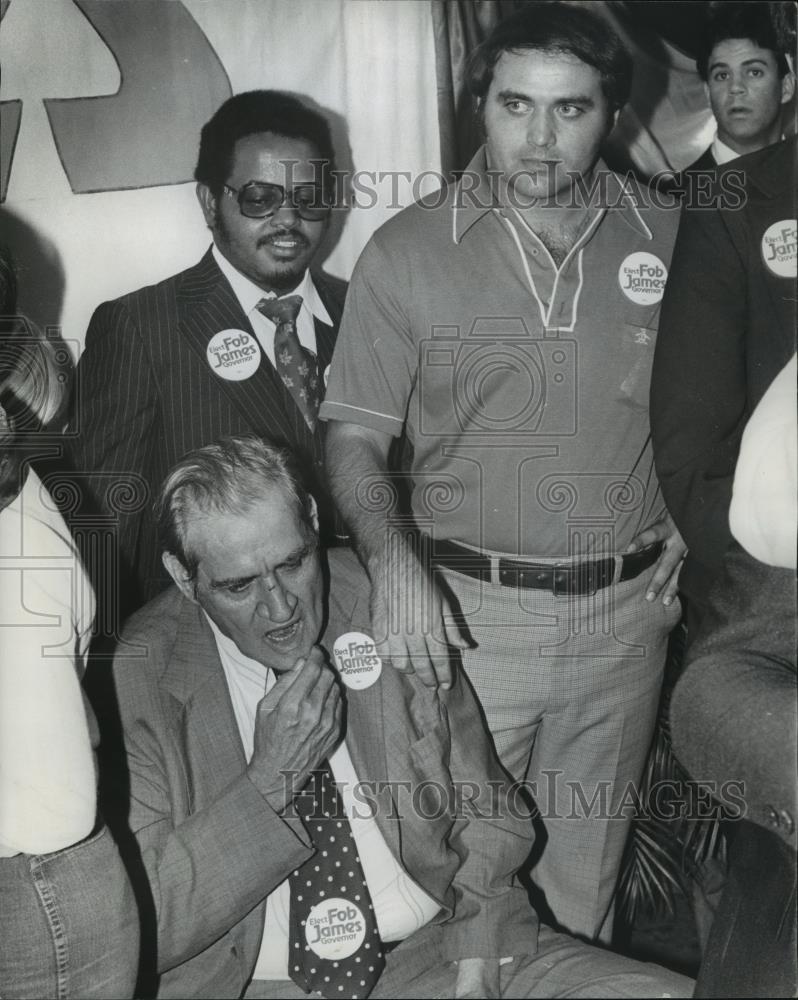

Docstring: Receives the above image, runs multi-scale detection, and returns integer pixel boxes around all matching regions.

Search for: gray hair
[155,435,317,581]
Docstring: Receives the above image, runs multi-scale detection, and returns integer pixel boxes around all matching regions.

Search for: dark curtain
[430,1,796,181]
[431,0,524,179]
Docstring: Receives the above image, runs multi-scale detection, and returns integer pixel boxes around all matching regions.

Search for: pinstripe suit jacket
[69,248,345,612]
[112,548,538,998]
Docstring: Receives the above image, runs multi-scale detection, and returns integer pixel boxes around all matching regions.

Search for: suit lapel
[313,272,345,326]
[314,316,338,375]
[313,272,344,375]
[736,174,797,350]
[344,677,406,860]
[161,594,247,809]
[176,249,319,454]
[322,573,403,856]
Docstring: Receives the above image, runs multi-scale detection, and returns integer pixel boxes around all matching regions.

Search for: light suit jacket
[111,549,538,998]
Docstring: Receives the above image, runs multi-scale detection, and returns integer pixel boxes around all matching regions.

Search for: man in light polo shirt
[321,3,686,943]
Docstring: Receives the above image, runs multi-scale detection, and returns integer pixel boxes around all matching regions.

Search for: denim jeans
[0,824,139,999]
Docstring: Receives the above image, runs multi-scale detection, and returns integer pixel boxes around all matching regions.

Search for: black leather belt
[431,538,664,596]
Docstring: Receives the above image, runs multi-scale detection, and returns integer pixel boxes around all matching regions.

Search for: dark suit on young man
[655,147,717,200]
[681,146,717,174]
[69,249,345,613]
[651,138,797,622]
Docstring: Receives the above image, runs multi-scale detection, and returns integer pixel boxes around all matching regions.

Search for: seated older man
[110,435,692,999]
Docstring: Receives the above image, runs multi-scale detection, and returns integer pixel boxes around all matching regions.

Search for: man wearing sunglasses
[69,91,345,618]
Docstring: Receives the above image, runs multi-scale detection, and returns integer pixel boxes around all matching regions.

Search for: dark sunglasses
[222,181,331,220]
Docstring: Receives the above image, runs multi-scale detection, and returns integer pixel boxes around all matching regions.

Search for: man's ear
[162,551,198,604]
[309,495,319,534]
[780,69,796,105]
[196,183,218,230]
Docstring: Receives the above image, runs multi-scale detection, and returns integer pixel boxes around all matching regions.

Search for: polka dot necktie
[287,760,386,999]
[256,295,321,429]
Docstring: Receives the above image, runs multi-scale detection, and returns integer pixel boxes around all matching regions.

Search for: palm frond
[617,808,685,922]
[616,620,727,923]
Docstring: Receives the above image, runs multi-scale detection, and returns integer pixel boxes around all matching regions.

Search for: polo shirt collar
[453,146,654,245]
[452,147,502,244]
[212,244,332,325]
[601,166,655,241]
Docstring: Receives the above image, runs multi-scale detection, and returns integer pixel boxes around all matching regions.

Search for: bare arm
[325,421,467,689]
[325,421,395,568]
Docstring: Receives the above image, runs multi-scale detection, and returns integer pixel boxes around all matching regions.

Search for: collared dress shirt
[212,245,332,367]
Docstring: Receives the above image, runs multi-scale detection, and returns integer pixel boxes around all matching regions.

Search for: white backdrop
[0,0,442,359]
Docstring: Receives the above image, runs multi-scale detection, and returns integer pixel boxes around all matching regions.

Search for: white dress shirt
[212,245,332,368]
[711,133,742,165]
[205,615,441,981]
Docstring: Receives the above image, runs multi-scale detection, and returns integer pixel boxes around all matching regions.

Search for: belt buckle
[552,561,598,598]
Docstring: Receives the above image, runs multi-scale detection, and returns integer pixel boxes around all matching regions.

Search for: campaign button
[332,631,382,690]
[305,898,367,960]
[761,219,797,278]
[206,329,261,381]
[618,252,668,304]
